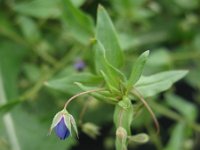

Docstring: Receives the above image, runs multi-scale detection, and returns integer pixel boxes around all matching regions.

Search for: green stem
[64,88,104,109]
[132,88,160,134]
[0,71,21,150]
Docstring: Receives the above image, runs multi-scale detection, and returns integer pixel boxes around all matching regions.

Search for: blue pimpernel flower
[49,109,78,140]
[74,59,86,71]
[55,117,70,140]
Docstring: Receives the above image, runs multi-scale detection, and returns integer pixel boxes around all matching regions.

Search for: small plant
[49,4,188,150]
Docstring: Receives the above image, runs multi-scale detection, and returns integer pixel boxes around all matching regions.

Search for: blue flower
[49,109,78,140]
[55,117,70,140]
[74,59,85,71]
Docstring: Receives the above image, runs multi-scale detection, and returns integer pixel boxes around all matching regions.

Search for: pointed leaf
[13,0,61,19]
[94,41,125,91]
[135,70,188,97]
[62,0,94,44]
[127,50,149,90]
[96,5,123,67]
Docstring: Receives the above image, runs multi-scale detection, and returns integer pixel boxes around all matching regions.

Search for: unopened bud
[82,122,100,139]
[116,127,127,139]
[116,127,127,150]
[128,133,149,144]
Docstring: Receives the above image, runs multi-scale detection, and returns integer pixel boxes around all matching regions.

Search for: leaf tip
[143,50,150,57]
[98,4,104,10]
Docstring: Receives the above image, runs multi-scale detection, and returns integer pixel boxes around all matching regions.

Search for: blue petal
[55,117,70,140]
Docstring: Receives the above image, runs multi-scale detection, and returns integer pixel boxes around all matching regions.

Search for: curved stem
[64,88,104,109]
[132,88,160,134]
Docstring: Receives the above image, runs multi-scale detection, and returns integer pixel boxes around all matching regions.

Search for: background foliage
[0,0,200,150]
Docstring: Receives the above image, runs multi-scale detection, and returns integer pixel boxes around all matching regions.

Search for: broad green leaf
[113,97,133,135]
[62,0,94,45]
[96,5,124,67]
[127,50,149,90]
[135,70,188,97]
[45,73,102,95]
[13,0,61,19]
[94,41,126,92]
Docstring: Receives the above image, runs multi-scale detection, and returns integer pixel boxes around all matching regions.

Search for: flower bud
[49,109,78,140]
[128,133,149,144]
[82,122,100,139]
[115,127,127,150]
[74,59,85,71]
[116,127,127,139]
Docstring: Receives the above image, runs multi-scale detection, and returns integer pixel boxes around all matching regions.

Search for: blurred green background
[0,0,200,150]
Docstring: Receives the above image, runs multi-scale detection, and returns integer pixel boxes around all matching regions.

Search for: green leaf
[165,123,186,150]
[127,50,149,90]
[70,0,86,7]
[96,5,124,67]
[45,73,102,94]
[62,0,94,45]
[94,41,126,92]
[13,0,61,19]
[135,70,188,97]
[113,97,133,135]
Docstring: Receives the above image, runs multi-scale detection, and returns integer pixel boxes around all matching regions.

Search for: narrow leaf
[94,41,126,91]
[127,50,149,90]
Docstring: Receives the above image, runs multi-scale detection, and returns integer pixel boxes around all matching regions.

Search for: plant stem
[0,71,21,150]
[64,88,104,109]
[132,88,160,134]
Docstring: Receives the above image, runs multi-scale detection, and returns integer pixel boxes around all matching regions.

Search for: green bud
[82,122,100,139]
[116,127,127,150]
[128,133,149,144]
